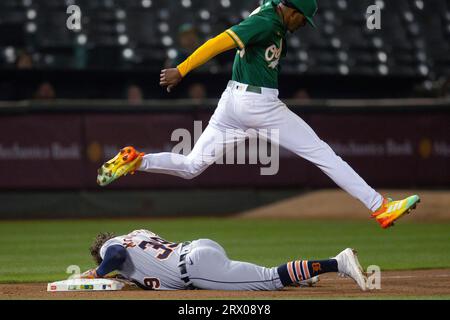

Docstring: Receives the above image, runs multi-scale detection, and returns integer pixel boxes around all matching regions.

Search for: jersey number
[138,237,179,260]
[143,277,161,290]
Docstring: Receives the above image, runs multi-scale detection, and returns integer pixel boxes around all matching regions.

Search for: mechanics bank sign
[0,143,81,160]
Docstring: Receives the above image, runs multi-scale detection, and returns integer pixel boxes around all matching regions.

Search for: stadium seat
[0,0,448,78]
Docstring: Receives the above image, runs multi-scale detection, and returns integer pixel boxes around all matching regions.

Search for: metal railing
[1,97,449,113]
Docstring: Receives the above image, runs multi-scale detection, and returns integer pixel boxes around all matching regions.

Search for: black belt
[178,241,196,290]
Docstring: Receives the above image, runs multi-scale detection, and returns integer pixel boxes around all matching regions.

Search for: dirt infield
[237,189,450,220]
[1,269,449,299]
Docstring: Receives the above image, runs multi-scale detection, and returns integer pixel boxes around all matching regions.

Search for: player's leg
[98,87,247,184]
[186,241,284,291]
[231,88,381,211]
[187,239,284,291]
[138,86,248,179]
[258,104,384,212]
[138,124,247,179]
[277,248,367,291]
[186,241,366,291]
[258,103,420,226]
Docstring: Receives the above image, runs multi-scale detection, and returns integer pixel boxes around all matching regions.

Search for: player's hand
[80,269,98,279]
[160,68,182,93]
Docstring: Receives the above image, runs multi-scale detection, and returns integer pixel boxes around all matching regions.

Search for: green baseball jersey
[226,0,287,89]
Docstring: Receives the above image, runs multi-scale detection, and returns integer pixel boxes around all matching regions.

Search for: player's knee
[179,167,200,180]
[180,160,207,179]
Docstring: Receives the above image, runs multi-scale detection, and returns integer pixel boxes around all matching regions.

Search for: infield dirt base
[2,269,450,299]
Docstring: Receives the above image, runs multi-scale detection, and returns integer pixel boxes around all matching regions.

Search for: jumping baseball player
[96,0,420,228]
[81,229,369,291]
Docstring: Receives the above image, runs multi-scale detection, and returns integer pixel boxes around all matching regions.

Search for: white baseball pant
[139,80,383,212]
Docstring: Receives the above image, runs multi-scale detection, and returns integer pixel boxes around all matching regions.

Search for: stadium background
[0,0,449,299]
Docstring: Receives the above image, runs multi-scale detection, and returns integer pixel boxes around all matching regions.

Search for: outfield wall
[1,99,449,190]
[0,99,449,218]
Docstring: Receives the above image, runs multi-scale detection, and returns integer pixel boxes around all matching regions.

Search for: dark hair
[89,232,116,265]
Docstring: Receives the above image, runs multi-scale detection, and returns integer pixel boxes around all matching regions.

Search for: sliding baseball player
[81,229,368,291]
[96,0,420,228]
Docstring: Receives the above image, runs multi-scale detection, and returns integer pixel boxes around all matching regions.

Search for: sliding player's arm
[80,245,127,278]
[159,31,238,92]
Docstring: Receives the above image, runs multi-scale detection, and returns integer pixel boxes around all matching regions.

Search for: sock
[277,259,338,286]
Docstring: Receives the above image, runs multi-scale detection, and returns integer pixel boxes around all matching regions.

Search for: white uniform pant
[139,81,383,211]
[184,239,284,291]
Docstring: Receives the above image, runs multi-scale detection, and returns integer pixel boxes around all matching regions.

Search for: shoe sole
[381,196,421,229]
[344,248,367,291]
[97,148,141,186]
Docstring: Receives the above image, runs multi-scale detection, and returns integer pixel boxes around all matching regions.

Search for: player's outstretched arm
[80,245,127,278]
[160,31,238,92]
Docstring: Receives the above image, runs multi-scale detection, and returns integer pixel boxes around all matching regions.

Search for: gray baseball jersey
[99,229,289,290]
[100,229,185,290]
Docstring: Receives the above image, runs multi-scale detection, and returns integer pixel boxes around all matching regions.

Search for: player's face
[287,11,307,32]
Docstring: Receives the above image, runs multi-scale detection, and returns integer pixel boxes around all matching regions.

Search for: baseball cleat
[333,248,367,291]
[371,195,420,229]
[97,146,144,186]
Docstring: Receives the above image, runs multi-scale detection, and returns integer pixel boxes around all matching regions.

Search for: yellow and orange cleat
[97,146,144,187]
[372,195,420,229]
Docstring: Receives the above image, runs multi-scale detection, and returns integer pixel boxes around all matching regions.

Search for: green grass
[0,218,449,283]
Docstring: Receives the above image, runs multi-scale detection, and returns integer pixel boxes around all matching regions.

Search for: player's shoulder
[128,229,158,238]
[246,1,279,27]
[99,236,124,259]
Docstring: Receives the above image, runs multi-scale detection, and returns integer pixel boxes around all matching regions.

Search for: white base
[47,278,125,292]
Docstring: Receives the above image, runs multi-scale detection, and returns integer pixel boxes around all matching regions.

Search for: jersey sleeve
[99,237,123,260]
[96,245,127,277]
[226,15,273,49]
